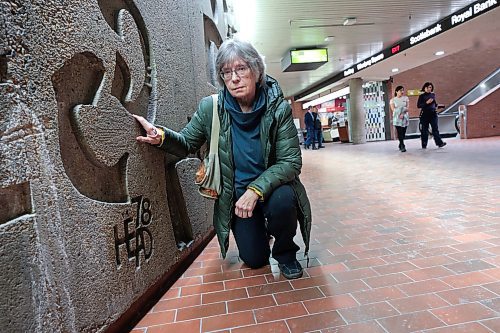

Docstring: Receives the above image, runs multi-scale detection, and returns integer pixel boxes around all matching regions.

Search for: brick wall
[290,99,306,128]
[463,88,500,139]
[392,43,500,118]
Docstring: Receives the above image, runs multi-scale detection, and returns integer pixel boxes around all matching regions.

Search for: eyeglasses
[220,65,250,81]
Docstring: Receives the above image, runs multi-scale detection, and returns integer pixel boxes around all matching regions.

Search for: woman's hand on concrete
[133,114,161,145]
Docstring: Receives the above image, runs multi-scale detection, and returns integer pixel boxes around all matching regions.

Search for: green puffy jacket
[158,76,312,258]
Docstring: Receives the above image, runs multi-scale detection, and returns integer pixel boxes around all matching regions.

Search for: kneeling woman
[133,39,312,279]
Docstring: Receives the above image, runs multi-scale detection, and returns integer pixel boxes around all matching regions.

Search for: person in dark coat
[304,106,315,149]
[312,106,324,149]
[133,39,312,279]
[417,82,446,149]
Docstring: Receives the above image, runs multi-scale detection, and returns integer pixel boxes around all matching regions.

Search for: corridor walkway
[134,137,500,333]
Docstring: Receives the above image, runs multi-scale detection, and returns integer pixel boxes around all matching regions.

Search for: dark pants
[232,184,299,268]
[420,112,443,147]
[315,129,324,146]
[305,126,315,148]
[395,126,407,148]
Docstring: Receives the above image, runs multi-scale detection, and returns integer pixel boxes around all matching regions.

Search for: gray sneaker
[278,259,303,279]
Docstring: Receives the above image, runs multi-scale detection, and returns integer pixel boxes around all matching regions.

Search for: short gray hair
[215,39,266,87]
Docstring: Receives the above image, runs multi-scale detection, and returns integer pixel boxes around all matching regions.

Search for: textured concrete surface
[0,0,233,331]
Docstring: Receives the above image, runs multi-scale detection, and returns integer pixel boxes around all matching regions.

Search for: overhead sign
[295,0,498,100]
[282,48,328,72]
[291,49,328,64]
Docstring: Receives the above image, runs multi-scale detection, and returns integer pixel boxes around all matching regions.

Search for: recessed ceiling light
[324,36,335,42]
[392,68,399,73]
[435,51,445,56]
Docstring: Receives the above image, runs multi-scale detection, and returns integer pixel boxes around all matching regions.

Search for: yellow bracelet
[248,186,264,201]
[156,127,165,146]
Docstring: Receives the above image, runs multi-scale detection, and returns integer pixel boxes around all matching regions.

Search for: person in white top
[390,86,410,152]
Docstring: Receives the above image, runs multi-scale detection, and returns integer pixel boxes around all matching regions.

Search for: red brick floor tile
[146,319,201,333]
[481,297,500,312]
[453,232,496,243]
[422,322,492,333]
[180,281,225,296]
[451,241,495,252]
[202,270,243,283]
[254,302,308,323]
[481,317,500,332]
[247,281,293,297]
[303,294,358,313]
[404,266,454,281]
[447,249,494,262]
[319,280,370,296]
[483,267,500,279]
[241,265,273,277]
[231,321,290,333]
[338,302,398,323]
[287,310,346,333]
[351,286,407,304]
[201,288,248,304]
[227,295,276,312]
[443,259,495,274]
[482,281,500,294]
[183,265,222,278]
[223,275,268,289]
[389,294,450,313]
[152,294,201,312]
[320,321,386,333]
[173,276,203,287]
[363,273,414,288]
[439,271,497,288]
[160,287,180,300]
[344,257,387,270]
[306,263,348,277]
[290,275,336,290]
[331,268,379,282]
[437,286,497,305]
[176,302,226,321]
[135,310,176,328]
[274,287,324,305]
[372,262,419,275]
[378,311,444,332]
[397,279,453,296]
[201,311,255,332]
[130,329,146,333]
[431,303,496,325]
[410,255,458,268]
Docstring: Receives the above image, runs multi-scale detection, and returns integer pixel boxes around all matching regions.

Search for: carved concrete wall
[0,0,234,331]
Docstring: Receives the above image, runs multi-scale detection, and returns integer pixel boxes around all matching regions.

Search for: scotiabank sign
[295,0,498,100]
[343,0,498,76]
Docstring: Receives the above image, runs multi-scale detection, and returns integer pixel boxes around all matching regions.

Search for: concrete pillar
[348,78,366,144]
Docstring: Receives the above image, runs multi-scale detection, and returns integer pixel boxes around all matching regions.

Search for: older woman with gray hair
[134,39,311,279]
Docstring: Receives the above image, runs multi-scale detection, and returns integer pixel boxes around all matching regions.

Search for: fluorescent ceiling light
[343,17,357,26]
[435,50,445,56]
[303,87,350,109]
[392,68,399,73]
[324,36,335,42]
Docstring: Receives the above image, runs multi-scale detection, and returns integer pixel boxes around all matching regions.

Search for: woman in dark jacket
[133,39,312,279]
[417,82,446,149]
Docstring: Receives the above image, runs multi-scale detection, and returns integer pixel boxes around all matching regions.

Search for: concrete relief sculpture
[1,0,235,331]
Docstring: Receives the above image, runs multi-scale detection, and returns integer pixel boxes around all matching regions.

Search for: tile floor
[134,137,500,333]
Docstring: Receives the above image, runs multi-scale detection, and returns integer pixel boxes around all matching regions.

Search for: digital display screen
[290,49,328,64]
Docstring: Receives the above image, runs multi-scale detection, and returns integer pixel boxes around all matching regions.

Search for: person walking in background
[304,106,315,149]
[417,82,446,149]
[312,106,325,149]
[133,39,311,279]
[390,86,409,152]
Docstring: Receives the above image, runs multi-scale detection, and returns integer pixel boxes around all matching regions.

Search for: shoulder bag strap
[209,94,219,154]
